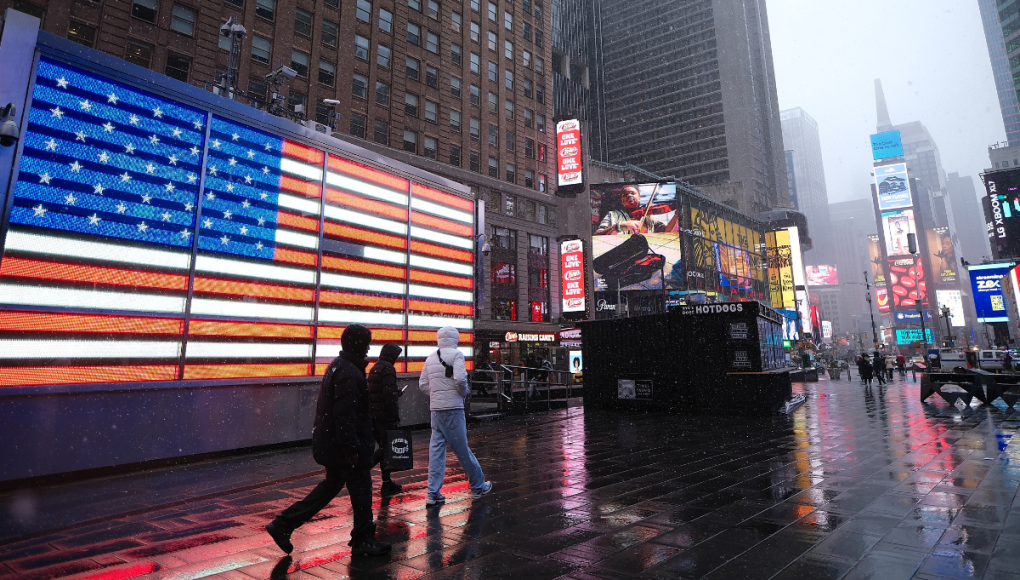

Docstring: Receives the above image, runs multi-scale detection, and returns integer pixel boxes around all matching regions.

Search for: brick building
[4,0,572,366]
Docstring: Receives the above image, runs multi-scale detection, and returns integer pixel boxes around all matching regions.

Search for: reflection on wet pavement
[0,374,1019,579]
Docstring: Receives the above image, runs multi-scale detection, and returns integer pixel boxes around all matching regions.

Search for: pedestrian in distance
[873,351,886,386]
[368,343,404,495]
[419,326,493,506]
[886,355,895,380]
[266,325,392,557]
[858,354,873,387]
[896,353,906,377]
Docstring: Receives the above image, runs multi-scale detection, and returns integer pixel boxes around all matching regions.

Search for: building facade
[828,199,877,338]
[4,0,578,366]
[947,172,992,264]
[579,0,790,215]
[981,0,1020,146]
[781,107,833,264]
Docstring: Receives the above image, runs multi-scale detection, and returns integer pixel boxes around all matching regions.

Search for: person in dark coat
[858,354,874,387]
[368,343,404,494]
[266,325,391,557]
[873,352,886,385]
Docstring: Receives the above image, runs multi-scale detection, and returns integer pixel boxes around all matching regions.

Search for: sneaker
[266,521,293,554]
[426,495,446,506]
[381,480,403,494]
[472,481,493,499]
[351,539,392,556]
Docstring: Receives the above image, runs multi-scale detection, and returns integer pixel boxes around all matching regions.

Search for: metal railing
[468,365,579,413]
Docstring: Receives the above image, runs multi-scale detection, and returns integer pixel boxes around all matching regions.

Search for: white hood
[437,326,460,350]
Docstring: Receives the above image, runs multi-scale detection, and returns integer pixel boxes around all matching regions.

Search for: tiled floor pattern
[1,374,1019,580]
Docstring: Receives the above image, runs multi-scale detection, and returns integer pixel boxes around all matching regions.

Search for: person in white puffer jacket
[418,326,492,505]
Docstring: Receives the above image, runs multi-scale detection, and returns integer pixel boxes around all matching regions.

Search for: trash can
[827,368,842,380]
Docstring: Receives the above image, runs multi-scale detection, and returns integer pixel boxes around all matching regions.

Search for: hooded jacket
[311,351,375,470]
[368,343,403,425]
[418,326,469,411]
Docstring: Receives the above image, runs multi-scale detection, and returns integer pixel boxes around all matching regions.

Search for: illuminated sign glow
[870,131,904,160]
[556,119,583,188]
[875,164,912,210]
[806,265,839,286]
[561,239,587,317]
[935,289,966,328]
[0,58,475,387]
[970,263,1014,323]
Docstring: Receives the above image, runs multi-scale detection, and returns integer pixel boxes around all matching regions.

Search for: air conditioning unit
[301,120,332,136]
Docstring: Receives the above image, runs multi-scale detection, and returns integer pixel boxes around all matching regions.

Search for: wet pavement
[1,374,1020,580]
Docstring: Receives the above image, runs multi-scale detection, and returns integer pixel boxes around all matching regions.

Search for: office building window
[487,1,497,21]
[507,41,515,60]
[451,43,462,65]
[488,123,497,145]
[537,114,545,132]
[505,70,513,89]
[425,100,438,122]
[378,44,391,67]
[525,138,534,158]
[427,31,439,53]
[506,131,515,151]
[291,50,309,77]
[451,76,462,97]
[125,40,152,68]
[294,8,312,37]
[452,11,462,31]
[318,60,335,86]
[355,35,369,59]
[470,151,480,172]
[492,226,516,249]
[524,108,533,128]
[470,117,480,139]
[352,73,368,98]
[424,136,437,159]
[132,0,158,23]
[403,130,417,153]
[374,119,389,144]
[505,100,514,120]
[350,113,367,138]
[426,65,438,88]
[504,194,516,216]
[530,301,549,322]
[255,0,274,20]
[523,79,532,98]
[492,263,516,284]
[529,233,547,255]
[470,52,480,74]
[538,173,546,192]
[470,84,480,105]
[504,10,512,30]
[523,50,531,68]
[529,267,548,288]
[409,0,421,10]
[428,0,440,18]
[506,163,515,183]
[316,102,332,125]
[470,21,480,42]
[493,299,517,321]
[525,169,535,189]
[488,157,498,178]
[488,61,497,82]
[164,53,191,82]
[171,4,196,36]
[357,0,372,22]
[405,92,419,117]
[488,31,497,51]
[376,81,390,105]
[252,36,271,64]
[450,144,461,166]
[450,109,461,130]
[379,8,393,32]
[322,21,338,47]
[488,92,497,114]
[523,22,531,41]
[406,57,420,80]
[535,56,544,74]
[535,30,543,47]
[407,22,420,45]
[536,84,544,103]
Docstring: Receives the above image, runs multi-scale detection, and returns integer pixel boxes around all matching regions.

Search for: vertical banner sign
[561,238,587,318]
[556,119,584,195]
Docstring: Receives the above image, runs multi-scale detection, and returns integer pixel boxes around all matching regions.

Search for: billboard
[896,328,934,345]
[875,164,912,210]
[590,183,680,291]
[0,58,476,387]
[766,229,795,308]
[935,289,965,327]
[556,118,584,194]
[560,239,587,318]
[893,310,932,323]
[870,131,904,160]
[982,168,1020,260]
[927,227,958,284]
[876,287,891,313]
[887,256,927,308]
[969,262,1014,323]
[868,234,886,286]
[882,209,917,256]
[821,320,833,343]
[806,265,839,286]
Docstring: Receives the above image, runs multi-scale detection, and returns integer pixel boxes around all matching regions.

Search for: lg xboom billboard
[983,168,1020,260]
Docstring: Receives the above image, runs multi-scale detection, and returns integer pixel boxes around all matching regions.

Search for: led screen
[0,59,475,387]
[560,239,587,316]
[806,265,839,286]
[926,227,958,284]
[882,209,917,257]
[887,256,927,308]
[868,234,886,287]
[896,328,933,345]
[982,168,1020,260]
[871,131,904,160]
[875,163,912,210]
[969,263,1013,323]
[935,289,965,327]
[590,183,680,291]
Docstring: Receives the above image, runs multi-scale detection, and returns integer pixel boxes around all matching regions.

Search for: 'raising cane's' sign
[561,238,587,317]
[557,119,583,188]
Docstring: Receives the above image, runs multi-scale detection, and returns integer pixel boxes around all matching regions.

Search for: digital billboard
[969,262,1014,323]
[870,131,904,160]
[896,328,933,345]
[887,256,927,308]
[821,320,833,343]
[806,265,838,286]
[560,239,587,318]
[927,227,958,284]
[882,209,917,256]
[766,229,795,308]
[982,168,1020,260]
[868,234,886,286]
[935,289,965,327]
[590,183,680,291]
[0,58,475,387]
[875,163,912,210]
[876,287,891,313]
[556,118,584,195]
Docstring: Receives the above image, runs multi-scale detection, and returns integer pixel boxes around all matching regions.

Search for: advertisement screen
[806,265,839,286]
[927,227,958,284]
[896,328,934,345]
[556,119,583,188]
[882,209,917,257]
[887,256,927,308]
[970,263,1014,323]
[875,163,912,210]
[590,183,680,291]
[0,58,476,387]
[766,230,795,309]
[868,235,886,287]
[560,239,587,317]
[569,350,583,373]
[821,321,833,343]
[983,168,1020,260]
[935,289,965,327]
[876,287,891,313]
[871,131,904,160]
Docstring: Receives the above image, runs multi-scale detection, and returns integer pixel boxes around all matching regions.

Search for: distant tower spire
[875,79,893,132]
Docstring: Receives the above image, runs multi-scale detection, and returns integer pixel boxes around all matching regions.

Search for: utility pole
[863,270,879,350]
[908,233,928,354]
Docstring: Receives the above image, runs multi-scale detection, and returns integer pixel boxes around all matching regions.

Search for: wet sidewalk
[1,375,1019,580]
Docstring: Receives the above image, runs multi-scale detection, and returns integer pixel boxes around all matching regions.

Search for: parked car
[977,350,1007,371]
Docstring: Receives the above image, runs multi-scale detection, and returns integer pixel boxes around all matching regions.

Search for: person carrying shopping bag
[419,326,493,506]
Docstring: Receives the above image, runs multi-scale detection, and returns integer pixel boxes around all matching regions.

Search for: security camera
[0,103,19,147]
[266,66,297,81]
[321,99,341,105]
[230,23,247,38]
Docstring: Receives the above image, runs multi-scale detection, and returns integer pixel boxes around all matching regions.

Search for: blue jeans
[428,409,486,498]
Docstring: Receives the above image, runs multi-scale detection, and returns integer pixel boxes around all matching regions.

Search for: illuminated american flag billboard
[0,58,474,387]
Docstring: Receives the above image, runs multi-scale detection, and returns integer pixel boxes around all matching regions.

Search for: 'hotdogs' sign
[561,239,587,319]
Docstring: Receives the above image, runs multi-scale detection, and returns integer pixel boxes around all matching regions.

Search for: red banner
[561,239,587,316]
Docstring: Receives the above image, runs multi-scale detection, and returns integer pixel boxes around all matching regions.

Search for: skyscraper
[781,108,833,263]
[947,173,993,263]
[979,0,1020,145]
[583,0,790,215]
[829,199,878,337]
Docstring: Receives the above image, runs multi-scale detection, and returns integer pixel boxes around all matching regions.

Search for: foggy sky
[768,0,1003,205]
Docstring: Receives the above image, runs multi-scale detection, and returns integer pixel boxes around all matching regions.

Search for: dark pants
[273,464,375,546]
[373,423,397,483]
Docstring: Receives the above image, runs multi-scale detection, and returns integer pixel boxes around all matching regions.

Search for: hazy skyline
[768,0,1003,205]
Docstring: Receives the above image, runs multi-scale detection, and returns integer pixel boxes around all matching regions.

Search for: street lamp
[218,17,246,99]
[861,272,879,350]
[907,233,928,353]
